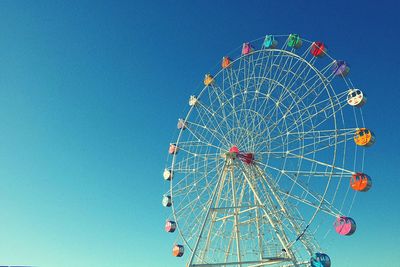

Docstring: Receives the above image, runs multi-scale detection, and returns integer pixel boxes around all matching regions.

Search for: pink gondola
[334,216,356,236]
[177,119,186,130]
[165,220,177,233]
[242,42,253,55]
[169,144,179,155]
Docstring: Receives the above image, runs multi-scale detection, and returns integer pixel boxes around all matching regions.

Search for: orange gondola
[172,244,184,257]
[221,56,232,69]
[350,173,372,192]
[354,128,375,147]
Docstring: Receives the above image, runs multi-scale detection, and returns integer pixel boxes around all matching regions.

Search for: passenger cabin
[204,74,214,86]
[351,173,372,192]
[165,220,176,233]
[310,42,327,57]
[172,244,184,257]
[242,42,253,55]
[332,60,350,76]
[310,252,331,267]
[238,153,254,165]
[334,216,356,236]
[177,119,186,130]
[222,56,232,69]
[288,34,302,49]
[163,168,173,181]
[263,35,278,49]
[169,144,179,154]
[189,95,198,106]
[347,89,367,107]
[354,128,375,147]
[162,195,172,207]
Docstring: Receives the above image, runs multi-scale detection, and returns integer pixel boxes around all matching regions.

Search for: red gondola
[222,56,232,69]
[350,173,372,192]
[310,42,326,57]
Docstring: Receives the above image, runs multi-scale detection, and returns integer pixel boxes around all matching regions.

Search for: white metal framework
[163,34,370,266]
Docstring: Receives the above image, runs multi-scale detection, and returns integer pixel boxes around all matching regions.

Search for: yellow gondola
[354,128,375,147]
[204,74,214,86]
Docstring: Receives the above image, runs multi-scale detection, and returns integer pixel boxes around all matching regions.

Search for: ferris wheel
[161,34,374,267]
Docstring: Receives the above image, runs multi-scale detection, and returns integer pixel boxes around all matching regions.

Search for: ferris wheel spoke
[184,119,229,147]
[265,128,357,154]
[284,61,336,100]
[277,89,348,129]
[209,83,239,141]
[265,50,324,105]
[253,162,343,231]
[283,100,347,137]
[268,54,307,97]
[254,50,275,92]
[266,68,336,131]
[172,158,222,196]
[260,84,341,142]
[172,154,220,175]
[188,103,232,146]
[177,141,219,152]
[253,162,338,213]
[286,152,355,174]
[277,191,340,218]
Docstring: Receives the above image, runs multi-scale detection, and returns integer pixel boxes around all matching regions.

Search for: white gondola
[347,89,367,107]
[177,119,186,130]
[163,168,173,181]
[189,95,198,106]
[162,195,172,207]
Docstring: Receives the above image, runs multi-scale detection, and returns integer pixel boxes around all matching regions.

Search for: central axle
[226,145,254,164]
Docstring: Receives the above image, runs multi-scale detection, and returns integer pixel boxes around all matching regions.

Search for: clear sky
[0,1,399,267]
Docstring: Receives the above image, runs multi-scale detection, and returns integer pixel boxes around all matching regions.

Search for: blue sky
[0,1,399,266]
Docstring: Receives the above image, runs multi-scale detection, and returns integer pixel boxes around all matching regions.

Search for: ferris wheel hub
[229,145,240,153]
[226,146,255,164]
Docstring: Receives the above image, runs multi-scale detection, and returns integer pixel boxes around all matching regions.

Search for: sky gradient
[0,1,399,267]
